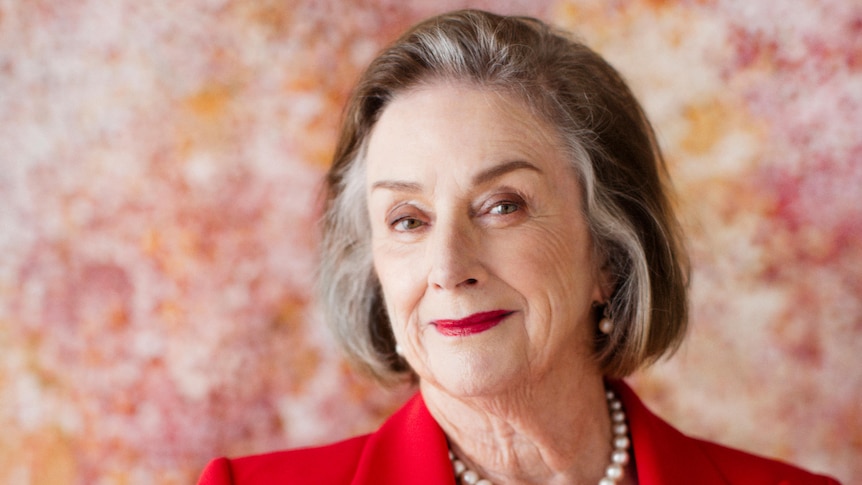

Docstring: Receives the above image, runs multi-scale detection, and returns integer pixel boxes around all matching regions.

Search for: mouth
[432,310,514,337]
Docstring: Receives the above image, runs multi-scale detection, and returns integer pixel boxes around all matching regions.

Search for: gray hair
[319,9,689,383]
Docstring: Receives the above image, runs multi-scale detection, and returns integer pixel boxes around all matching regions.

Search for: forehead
[365,83,567,181]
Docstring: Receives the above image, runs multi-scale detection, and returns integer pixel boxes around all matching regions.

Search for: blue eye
[490,202,519,215]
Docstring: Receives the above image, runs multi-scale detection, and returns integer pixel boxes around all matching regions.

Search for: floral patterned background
[1,0,859,483]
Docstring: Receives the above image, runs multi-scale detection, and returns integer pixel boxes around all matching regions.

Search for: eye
[489,201,520,215]
[392,216,425,231]
[477,192,528,227]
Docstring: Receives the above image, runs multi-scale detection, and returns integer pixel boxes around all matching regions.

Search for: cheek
[495,225,597,304]
[372,244,421,322]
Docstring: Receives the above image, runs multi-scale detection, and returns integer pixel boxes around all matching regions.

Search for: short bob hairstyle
[319,9,689,382]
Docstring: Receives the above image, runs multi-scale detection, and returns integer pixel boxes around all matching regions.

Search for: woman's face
[366,84,608,397]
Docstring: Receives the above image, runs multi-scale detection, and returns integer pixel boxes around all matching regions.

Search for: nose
[426,216,485,290]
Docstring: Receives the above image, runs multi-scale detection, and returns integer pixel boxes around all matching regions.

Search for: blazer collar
[612,380,729,485]
[351,380,729,485]
[351,393,454,485]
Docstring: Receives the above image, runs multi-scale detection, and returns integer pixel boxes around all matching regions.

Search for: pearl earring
[395,344,404,356]
[599,304,614,335]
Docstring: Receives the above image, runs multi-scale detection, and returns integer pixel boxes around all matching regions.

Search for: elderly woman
[199,10,839,485]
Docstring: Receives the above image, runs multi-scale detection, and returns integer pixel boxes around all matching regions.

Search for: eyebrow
[370,179,423,193]
[370,160,542,193]
[472,160,542,186]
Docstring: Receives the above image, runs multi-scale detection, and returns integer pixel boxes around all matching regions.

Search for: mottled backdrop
[1,0,859,483]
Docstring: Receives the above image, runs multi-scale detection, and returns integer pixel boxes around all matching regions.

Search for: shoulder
[196,393,454,485]
[690,437,841,484]
[610,380,841,484]
[197,434,370,485]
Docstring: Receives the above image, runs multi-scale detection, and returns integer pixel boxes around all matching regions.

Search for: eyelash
[488,201,520,215]
[481,191,527,218]
[391,215,424,231]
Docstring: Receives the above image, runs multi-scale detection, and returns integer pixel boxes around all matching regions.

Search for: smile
[432,310,514,337]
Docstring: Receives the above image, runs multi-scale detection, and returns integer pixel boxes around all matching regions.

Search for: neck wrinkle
[420,372,613,485]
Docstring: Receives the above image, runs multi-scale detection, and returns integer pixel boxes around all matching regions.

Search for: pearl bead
[462,470,479,484]
[613,423,628,435]
[476,480,492,485]
[613,435,630,449]
[453,459,466,475]
[611,410,625,423]
[599,317,614,334]
[612,449,629,465]
[599,478,616,485]
[606,463,623,479]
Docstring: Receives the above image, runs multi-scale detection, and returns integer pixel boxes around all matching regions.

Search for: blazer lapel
[351,393,455,485]
[613,380,729,485]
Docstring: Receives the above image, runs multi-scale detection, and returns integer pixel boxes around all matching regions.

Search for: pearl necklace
[448,388,631,485]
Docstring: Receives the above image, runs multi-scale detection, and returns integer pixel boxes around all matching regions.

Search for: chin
[421,348,524,398]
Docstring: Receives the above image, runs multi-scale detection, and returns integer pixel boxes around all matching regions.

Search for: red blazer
[198,381,840,484]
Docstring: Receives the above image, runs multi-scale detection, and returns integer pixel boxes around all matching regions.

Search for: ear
[592,255,617,304]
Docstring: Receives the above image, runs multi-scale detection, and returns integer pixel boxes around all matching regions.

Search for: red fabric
[613,382,840,485]
[197,381,841,484]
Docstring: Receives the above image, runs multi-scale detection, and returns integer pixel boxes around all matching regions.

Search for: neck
[421,370,616,485]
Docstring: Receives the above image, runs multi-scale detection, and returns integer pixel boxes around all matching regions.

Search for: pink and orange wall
[1,1,859,483]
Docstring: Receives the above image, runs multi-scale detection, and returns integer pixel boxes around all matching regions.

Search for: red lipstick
[432,310,513,337]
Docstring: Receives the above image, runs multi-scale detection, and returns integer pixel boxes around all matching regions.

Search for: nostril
[465,278,478,286]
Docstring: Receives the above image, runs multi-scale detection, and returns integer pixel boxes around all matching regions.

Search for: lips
[432,310,513,337]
